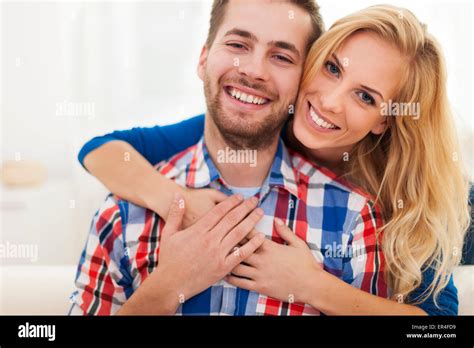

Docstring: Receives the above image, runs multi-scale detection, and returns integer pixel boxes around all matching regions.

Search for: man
[70,0,386,315]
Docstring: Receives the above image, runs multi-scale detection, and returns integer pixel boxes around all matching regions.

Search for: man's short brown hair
[205,0,325,51]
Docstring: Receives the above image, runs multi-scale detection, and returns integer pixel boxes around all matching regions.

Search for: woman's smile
[306,100,341,133]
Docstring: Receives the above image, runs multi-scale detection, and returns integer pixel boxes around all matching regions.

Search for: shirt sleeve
[77,114,205,169]
[342,201,388,298]
[409,267,459,316]
[69,194,133,315]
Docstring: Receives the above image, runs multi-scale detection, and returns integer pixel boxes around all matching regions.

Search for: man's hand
[158,192,266,302]
[117,192,265,315]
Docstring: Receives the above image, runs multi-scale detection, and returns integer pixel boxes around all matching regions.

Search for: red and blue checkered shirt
[70,138,388,315]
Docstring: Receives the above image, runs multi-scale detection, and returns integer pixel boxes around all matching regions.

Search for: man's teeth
[229,88,267,105]
[309,107,337,129]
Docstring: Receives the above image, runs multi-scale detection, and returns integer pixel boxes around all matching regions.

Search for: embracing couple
[70,0,470,316]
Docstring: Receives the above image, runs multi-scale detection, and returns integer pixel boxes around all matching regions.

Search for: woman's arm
[78,115,205,168]
[79,115,227,224]
[308,270,427,315]
[83,140,182,219]
[227,220,453,315]
[309,267,458,315]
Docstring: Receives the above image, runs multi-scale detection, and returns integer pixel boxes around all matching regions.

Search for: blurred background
[1,0,473,314]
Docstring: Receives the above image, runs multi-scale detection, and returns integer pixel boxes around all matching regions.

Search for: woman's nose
[319,87,344,114]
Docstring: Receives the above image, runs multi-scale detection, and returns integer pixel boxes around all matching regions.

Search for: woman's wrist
[305,266,332,311]
[139,171,186,219]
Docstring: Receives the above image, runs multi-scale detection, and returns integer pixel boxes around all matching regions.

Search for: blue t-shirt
[77,113,459,315]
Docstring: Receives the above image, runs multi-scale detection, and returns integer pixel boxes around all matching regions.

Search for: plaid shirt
[70,137,388,315]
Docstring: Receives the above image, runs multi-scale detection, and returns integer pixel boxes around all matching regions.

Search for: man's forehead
[217,0,312,50]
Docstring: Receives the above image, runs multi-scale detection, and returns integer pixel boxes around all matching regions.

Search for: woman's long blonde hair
[301,5,471,304]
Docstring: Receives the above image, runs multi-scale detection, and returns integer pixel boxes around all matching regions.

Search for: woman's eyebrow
[332,53,345,72]
[359,84,384,100]
[332,53,385,100]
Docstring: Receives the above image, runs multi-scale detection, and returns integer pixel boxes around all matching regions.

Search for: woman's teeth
[310,107,337,129]
[229,87,268,105]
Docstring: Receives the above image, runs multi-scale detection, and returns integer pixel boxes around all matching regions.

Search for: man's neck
[204,114,280,188]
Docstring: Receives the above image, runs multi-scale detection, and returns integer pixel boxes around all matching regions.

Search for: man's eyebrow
[269,41,301,60]
[360,84,384,100]
[224,28,258,42]
[224,28,300,60]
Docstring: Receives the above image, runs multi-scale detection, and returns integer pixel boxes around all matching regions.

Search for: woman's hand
[145,178,227,229]
[225,218,322,305]
[226,219,428,315]
[180,187,228,228]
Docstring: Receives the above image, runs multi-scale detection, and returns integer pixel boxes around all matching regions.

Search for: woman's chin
[294,118,333,150]
[293,125,333,152]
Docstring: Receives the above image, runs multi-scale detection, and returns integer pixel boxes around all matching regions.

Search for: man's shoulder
[155,141,203,182]
[94,193,162,239]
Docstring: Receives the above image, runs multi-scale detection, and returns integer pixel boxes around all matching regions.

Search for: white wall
[1,0,473,179]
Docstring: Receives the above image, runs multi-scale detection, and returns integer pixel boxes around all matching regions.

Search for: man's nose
[237,53,269,82]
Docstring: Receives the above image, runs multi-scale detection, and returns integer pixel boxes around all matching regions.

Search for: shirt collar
[182,137,300,198]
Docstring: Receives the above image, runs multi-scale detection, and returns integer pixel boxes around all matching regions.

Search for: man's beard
[203,73,290,151]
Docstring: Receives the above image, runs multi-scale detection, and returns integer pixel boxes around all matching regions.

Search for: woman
[78,5,470,314]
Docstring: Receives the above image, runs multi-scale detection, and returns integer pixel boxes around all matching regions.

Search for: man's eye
[357,91,375,105]
[227,43,245,49]
[325,61,340,77]
[274,55,292,64]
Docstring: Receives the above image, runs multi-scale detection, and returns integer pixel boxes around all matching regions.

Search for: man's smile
[223,85,272,111]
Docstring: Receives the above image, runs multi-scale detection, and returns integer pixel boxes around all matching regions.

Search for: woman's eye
[357,91,375,105]
[325,61,340,77]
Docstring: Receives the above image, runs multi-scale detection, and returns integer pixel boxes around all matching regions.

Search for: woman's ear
[197,45,208,82]
[371,117,388,135]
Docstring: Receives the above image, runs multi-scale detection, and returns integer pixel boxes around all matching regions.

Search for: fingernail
[235,194,243,201]
[174,192,182,201]
[275,218,284,226]
[255,208,264,216]
[250,196,259,204]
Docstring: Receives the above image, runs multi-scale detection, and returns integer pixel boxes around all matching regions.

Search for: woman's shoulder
[409,267,458,316]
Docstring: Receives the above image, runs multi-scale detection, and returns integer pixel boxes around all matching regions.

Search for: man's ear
[197,45,208,82]
[371,118,388,135]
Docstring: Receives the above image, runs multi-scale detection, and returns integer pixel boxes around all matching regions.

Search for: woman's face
[293,31,404,153]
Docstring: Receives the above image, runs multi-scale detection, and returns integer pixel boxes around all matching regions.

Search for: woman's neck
[306,148,350,175]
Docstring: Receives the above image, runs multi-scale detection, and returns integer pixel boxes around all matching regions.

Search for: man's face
[198,0,313,150]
